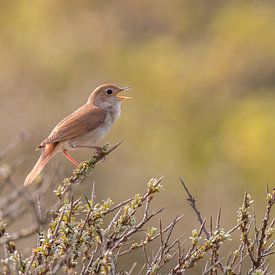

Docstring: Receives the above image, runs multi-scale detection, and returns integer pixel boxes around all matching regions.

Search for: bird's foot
[74,145,107,154]
[92,146,105,155]
[92,146,107,161]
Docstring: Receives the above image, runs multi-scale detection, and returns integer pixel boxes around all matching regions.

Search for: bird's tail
[24,143,56,186]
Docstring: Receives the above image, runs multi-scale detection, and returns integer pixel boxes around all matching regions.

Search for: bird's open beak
[117,86,133,101]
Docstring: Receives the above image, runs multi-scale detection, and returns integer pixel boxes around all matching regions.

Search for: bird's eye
[106,89,113,95]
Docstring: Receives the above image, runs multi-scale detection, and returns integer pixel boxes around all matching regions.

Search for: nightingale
[24,84,132,186]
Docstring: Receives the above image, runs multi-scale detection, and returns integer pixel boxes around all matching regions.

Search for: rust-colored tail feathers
[24,143,56,186]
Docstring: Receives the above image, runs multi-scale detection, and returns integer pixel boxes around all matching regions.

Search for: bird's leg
[62,150,80,166]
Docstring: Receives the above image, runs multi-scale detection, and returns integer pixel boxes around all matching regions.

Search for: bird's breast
[95,112,114,138]
[93,103,121,137]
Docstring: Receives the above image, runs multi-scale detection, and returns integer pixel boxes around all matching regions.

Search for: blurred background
[0,0,274,272]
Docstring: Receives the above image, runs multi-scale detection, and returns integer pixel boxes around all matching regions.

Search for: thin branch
[180,177,210,239]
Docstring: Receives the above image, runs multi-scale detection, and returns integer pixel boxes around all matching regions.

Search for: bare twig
[180,177,210,239]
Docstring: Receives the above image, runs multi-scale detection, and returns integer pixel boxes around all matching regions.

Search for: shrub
[0,142,274,274]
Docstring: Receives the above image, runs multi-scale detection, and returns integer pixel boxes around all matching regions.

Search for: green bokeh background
[0,0,274,272]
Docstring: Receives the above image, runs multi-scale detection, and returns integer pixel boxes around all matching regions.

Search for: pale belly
[71,124,111,147]
[59,114,115,151]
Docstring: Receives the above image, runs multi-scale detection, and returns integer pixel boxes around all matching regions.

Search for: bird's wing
[38,104,107,148]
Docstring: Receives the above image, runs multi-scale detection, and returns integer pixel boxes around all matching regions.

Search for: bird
[24,84,132,186]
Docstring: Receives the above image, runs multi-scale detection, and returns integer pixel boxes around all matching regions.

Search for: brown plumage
[24,143,56,186]
[24,84,132,186]
[38,104,107,148]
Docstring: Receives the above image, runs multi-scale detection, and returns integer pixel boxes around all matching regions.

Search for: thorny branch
[180,177,210,239]
[0,138,274,274]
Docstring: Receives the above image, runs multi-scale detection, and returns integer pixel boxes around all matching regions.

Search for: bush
[0,143,274,274]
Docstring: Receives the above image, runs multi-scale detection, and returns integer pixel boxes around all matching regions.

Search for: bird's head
[88,84,132,108]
